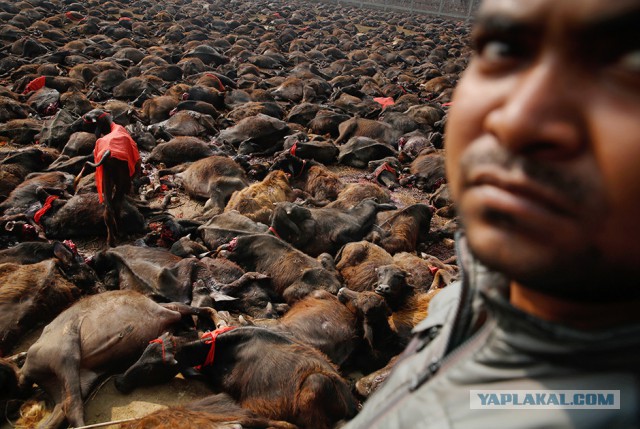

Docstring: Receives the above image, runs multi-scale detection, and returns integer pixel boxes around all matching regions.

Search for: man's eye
[478,40,518,62]
[617,51,640,73]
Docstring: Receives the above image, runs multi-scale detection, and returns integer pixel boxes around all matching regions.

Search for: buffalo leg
[36,403,66,429]
[50,336,85,428]
[102,167,118,247]
[160,303,224,328]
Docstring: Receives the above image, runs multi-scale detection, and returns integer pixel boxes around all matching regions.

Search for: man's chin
[463,221,600,300]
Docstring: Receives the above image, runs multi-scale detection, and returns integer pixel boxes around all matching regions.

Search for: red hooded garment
[93,123,140,203]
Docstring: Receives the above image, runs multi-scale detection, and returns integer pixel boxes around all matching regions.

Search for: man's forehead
[478,0,640,27]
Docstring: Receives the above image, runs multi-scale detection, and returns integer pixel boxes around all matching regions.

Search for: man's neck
[510,282,640,330]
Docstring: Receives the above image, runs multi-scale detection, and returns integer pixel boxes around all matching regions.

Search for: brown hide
[274,290,358,367]
[225,170,296,224]
[325,182,391,210]
[373,204,433,255]
[335,241,393,292]
[334,117,401,146]
[388,289,439,338]
[117,327,357,429]
[120,393,296,429]
[93,245,198,302]
[219,234,342,304]
[0,252,96,356]
[142,95,179,124]
[148,136,216,166]
[177,156,248,212]
[20,290,214,428]
[392,252,436,292]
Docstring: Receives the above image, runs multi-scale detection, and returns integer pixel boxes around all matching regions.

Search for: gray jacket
[344,238,640,428]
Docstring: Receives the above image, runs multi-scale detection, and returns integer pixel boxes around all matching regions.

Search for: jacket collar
[457,232,640,369]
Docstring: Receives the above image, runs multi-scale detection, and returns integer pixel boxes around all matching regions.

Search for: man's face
[446,0,640,300]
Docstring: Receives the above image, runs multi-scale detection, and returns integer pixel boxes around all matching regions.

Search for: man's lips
[463,168,579,218]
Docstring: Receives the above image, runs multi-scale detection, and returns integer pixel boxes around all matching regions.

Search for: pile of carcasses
[0,0,468,427]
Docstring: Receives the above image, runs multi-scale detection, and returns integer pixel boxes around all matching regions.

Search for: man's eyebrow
[581,9,640,37]
[473,14,536,34]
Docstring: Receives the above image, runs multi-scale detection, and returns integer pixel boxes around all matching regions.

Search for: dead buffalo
[270,153,344,205]
[190,261,282,319]
[268,289,358,368]
[368,203,434,255]
[0,95,33,121]
[397,130,438,162]
[150,111,218,139]
[59,131,96,158]
[175,156,248,213]
[224,170,296,224]
[141,95,179,124]
[217,113,289,156]
[91,245,200,302]
[337,287,406,372]
[335,241,394,292]
[326,182,392,210]
[18,290,215,429]
[184,85,225,109]
[307,110,350,138]
[226,101,285,122]
[269,199,395,257]
[0,171,73,216]
[148,136,217,167]
[37,193,145,241]
[0,147,57,203]
[399,151,446,192]
[334,117,402,146]
[0,118,43,146]
[173,100,220,118]
[283,134,339,164]
[196,211,269,250]
[338,137,398,169]
[115,326,357,429]
[373,264,443,338]
[0,241,98,356]
[218,233,342,304]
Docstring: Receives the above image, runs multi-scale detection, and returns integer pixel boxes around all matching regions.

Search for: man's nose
[483,58,586,160]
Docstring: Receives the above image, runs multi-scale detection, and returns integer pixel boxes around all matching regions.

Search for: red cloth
[268,226,281,239]
[94,123,140,203]
[148,337,176,364]
[23,76,46,94]
[204,73,225,92]
[289,141,298,156]
[373,97,395,109]
[65,11,85,22]
[197,326,236,369]
[34,195,59,225]
[374,162,397,180]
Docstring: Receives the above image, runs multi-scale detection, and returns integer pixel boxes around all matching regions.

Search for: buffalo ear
[210,291,238,302]
[53,241,75,268]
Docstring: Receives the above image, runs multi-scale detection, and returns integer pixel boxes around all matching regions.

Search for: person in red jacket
[78,109,141,246]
